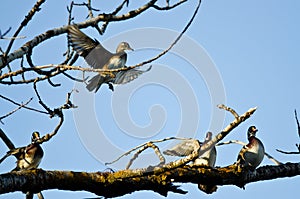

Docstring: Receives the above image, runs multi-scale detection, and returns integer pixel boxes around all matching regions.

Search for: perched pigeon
[0,132,44,199]
[164,132,217,194]
[68,25,151,92]
[236,126,265,171]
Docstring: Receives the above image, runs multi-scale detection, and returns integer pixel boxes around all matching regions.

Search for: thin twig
[276,149,299,155]
[198,106,257,160]
[37,112,64,144]
[295,109,300,138]
[105,106,256,180]
[33,81,53,115]
[106,137,189,165]
[152,0,187,10]
[73,2,100,12]
[0,36,26,40]
[0,0,158,68]
[4,0,46,57]
[20,56,26,81]
[126,0,202,70]
[0,28,24,40]
[64,1,75,62]
[100,0,130,34]
[61,71,86,82]
[0,94,48,115]
[276,109,300,155]
[108,105,257,173]
[126,142,166,169]
[217,104,239,119]
[37,90,77,143]
[0,98,33,124]
[0,70,64,85]
[0,128,15,150]
[0,27,12,38]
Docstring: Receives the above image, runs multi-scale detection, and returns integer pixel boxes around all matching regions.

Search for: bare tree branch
[276,109,300,154]
[0,27,25,40]
[0,162,299,198]
[0,0,159,68]
[0,94,48,115]
[152,0,188,10]
[100,0,134,34]
[0,0,197,91]
[295,109,300,138]
[106,137,188,166]
[0,128,15,150]
[217,104,239,118]
[33,81,77,118]
[198,105,257,159]
[125,142,166,169]
[125,0,202,70]
[0,27,12,39]
[107,105,257,180]
[4,0,46,57]
[0,97,33,124]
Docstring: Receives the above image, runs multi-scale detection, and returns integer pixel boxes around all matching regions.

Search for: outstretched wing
[68,25,113,69]
[114,66,152,84]
[163,139,198,157]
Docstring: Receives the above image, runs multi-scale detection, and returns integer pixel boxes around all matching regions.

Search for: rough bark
[0,162,299,198]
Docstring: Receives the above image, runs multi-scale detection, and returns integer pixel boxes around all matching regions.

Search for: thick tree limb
[0,163,299,198]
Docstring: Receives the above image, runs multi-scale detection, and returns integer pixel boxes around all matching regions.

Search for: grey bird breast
[244,138,265,168]
[194,146,216,167]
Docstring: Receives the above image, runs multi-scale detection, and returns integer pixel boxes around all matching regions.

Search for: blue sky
[0,0,299,198]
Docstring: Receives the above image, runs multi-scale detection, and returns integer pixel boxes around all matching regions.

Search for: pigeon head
[116,42,134,53]
[205,132,213,141]
[31,131,41,143]
[247,126,258,138]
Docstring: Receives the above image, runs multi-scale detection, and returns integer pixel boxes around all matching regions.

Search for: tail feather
[86,75,104,92]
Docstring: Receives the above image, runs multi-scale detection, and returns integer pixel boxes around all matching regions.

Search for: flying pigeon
[0,132,44,199]
[68,25,151,92]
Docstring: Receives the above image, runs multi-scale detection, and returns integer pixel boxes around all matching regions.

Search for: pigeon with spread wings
[164,132,217,194]
[67,25,151,92]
